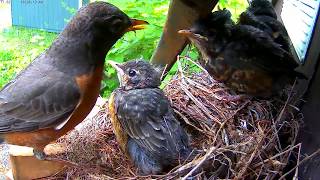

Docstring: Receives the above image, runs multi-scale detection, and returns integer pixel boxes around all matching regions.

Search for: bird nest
[49,58,302,179]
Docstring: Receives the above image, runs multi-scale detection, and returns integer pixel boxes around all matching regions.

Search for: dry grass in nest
[161,56,302,179]
[49,100,135,179]
[50,56,303,179]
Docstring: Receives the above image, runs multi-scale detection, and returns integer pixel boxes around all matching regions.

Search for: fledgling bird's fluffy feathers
[109,60,191,175]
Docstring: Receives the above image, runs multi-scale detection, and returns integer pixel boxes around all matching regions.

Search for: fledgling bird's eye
[128,69,137,77]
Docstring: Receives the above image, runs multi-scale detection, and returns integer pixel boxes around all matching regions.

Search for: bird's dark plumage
[247,0,277,18]
[240,0,290,51]
[179,0,303,97]
[108,60,190,175]
[0,1,148,158]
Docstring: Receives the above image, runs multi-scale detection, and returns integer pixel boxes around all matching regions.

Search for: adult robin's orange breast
[3,65,104,151]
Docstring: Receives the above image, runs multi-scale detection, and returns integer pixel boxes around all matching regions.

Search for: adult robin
[108,59,191,175]
[178,4,304,97]
[0,2,148,159]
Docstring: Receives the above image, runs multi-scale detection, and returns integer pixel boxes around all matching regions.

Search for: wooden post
[150,0,218,74]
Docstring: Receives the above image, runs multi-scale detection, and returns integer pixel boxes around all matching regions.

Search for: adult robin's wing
[115,88,188,154]
[0,61,80,132]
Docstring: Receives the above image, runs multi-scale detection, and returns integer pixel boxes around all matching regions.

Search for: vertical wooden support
[151,0,218,73]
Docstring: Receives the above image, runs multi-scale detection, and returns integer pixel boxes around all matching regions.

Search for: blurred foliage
[0,27,57,87]
[216,0,248,21]
[0,0,248,97]
[101,0,169,96]
[219,0,248,21]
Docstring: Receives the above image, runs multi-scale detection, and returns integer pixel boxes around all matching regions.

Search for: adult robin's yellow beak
[178,29,208,41]
[125,19,149,32]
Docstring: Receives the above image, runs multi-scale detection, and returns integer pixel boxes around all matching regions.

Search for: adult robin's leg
[33,146,47,160]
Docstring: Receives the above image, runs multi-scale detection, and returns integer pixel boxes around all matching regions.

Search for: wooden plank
[8,144,68,180]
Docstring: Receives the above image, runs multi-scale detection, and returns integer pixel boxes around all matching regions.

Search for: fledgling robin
[108,60,191,175]
[178,6,304,97]
[0,2,148,159]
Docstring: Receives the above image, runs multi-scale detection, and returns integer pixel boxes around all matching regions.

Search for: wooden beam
[8,144,67,180]
[151,0,218,73]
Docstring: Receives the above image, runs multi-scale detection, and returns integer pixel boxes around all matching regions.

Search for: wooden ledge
[7,144,67,180]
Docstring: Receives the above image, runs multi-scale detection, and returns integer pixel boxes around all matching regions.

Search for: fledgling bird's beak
[178,29,208,41]
[107,60,125,86]
[107,60,124,75]
[126,19,149,32]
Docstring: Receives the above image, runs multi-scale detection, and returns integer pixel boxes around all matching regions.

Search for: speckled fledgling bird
[179,6,304,97]
[108,60,191,175]
[0,1,148,160]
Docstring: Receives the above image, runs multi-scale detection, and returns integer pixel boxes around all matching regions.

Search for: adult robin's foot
[33,149,47,160]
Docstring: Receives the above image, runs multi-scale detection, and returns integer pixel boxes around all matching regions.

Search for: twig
[252,143,301,168]
[279,148,320,180]
[181,121,227,179]
[293,144,301,180]
[181,146,217,180]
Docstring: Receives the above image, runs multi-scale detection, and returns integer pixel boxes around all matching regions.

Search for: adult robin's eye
[128,69,136,77]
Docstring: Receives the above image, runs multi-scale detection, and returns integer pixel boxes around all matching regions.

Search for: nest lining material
[49,57,302,179]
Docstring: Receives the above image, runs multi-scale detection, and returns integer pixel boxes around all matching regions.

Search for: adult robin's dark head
[108,60,161,90]
[61,2,148,54]
[178,9,234,62]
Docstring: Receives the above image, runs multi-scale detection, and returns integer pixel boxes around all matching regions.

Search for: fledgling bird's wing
[255,15,290,51]
[240,2,290,52]
[115,88,189,156]
[228,25,299,73]
[239,11,274,36]
[0,58,80,132]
